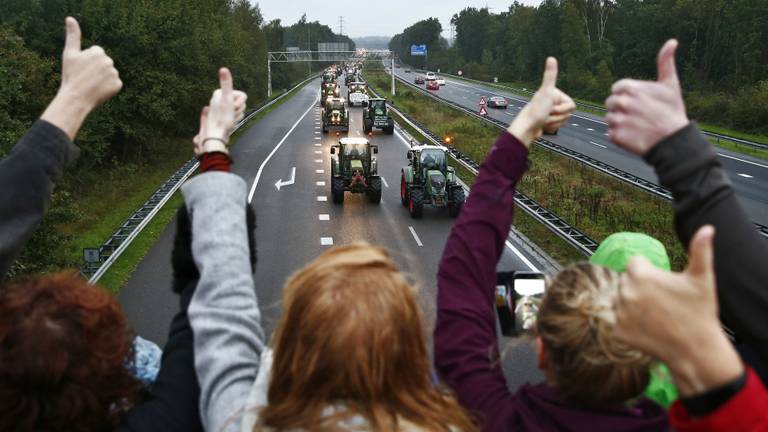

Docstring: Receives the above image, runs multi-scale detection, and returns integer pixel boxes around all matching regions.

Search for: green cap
[590,232,670,272]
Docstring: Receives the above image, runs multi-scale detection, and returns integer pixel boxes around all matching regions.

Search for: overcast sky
[253,1,543,39]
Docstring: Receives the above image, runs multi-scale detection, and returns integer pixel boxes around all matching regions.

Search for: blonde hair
[536,263,651,406]
[259,243,476,431]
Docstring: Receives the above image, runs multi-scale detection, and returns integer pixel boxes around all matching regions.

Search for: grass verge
[89,78,314,291]
[370,71,685,269]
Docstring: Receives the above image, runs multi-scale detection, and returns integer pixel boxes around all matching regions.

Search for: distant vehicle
[414,76,425,85]
[320,83,340,107]
[322,98,349,133]
[395,63,401,68]
[426,79,439,90]
[330,137,382,204]
[425,71,436,80]
[362,98,394,135]
[488,96,508,108]
[436,78,446,86]
[404,68,411,73]
[401,145,465,218]
[347,82,370,107]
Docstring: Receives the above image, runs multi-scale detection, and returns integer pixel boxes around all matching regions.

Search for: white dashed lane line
[320,237,334,246]
[571,123,579,127]
[408,226,423,247]
[589,141,607,149]
[318,214,330,221]
[315,169,325,174]
[315,159,323,163]
[587,128,594,131]
[317,196,328,201]
[316,181,326,186]
[314,150,322,154]
[381,177,389,188]
[738,173,754,179]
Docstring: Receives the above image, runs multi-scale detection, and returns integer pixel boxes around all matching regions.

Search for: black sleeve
[646,123,768,368]
[0,120,79,277]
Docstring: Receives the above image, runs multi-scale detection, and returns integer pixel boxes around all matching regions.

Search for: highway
[395,69,768,227]
[117,78,546,389]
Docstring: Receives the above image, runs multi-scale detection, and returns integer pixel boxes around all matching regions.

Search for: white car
[425,71,436,80]
[436,77,446,86]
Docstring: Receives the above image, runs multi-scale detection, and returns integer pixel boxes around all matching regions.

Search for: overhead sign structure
[410,44,427,56]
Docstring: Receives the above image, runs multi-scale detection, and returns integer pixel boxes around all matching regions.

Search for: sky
[253,0,543,40]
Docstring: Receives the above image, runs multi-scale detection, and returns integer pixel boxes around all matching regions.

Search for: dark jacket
[646,124,768,371]
[434,132,669,431]
[0,120,78,278]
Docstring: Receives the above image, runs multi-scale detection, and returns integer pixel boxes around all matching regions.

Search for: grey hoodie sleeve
[0,120,79,277]
[181,172,264,432]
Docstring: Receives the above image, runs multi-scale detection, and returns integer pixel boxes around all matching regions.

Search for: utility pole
[307,14,311,75]
[338,16,344,36]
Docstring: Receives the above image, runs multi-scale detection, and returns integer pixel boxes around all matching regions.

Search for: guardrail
[367,83,599,257]
[388,73,768,239]
[427,70,768,151]
[83,74,319,283]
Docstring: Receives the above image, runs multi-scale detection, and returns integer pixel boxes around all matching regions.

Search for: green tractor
[320,82,340,107]
[330,137,382,204]
[363,98,394,135]
[400,145,465,218]
[322,98,349,133]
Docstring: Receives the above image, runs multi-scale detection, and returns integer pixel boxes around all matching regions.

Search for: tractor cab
[401,145,464,218]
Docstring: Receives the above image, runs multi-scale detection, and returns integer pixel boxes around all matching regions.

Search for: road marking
[318,214,330,221]
[248,98,317,203]
[505,240,539,272]
[587,128,594,131]
[504,112,514,116]
[317,196,327,201]
[314,150,322,154]
[316,181,326,186]
[314,137,321,140]
[738,173,754,178]
[589,141,607,149]
[381,177,389,188]
[314,131,321,134]
[316,169,324,174]
[320,237,334,246]
[408,226,423,247]
[571,123,579,127]
[274,166,296,190]
[718,153,768,169]
[315,126,321,129]
[604,133,609,136]
[315,159,323,163]
[314,143,321,147]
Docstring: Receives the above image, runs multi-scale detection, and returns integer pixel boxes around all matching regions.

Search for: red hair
[0,273,141,431]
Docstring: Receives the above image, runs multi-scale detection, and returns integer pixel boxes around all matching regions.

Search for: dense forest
[389,0,768,134]
[0,0,352,277]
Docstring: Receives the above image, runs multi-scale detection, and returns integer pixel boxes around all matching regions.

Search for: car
[414,76,425,85]
[426,79,439,90]
[401,145,465,218]
[330,137,382,204]
[436,78,446,86]
[488,96,508,108]
[425,71,436,80]
[404,68,411,73]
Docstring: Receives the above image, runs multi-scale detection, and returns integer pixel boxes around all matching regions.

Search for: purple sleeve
[434,131,529,430]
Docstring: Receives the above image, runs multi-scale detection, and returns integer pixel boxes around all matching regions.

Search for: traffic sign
[479,105,488,116]
[410,44,427,56]
[479,96,487,106]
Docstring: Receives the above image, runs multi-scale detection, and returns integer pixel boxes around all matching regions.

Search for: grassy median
[370,71,686,269]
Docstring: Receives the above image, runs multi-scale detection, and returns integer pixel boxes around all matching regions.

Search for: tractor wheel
[448,186,465,218]
[385,119,394,135]
[322,124,328,133]
[409,187,424,219]
[362,101,368,108]
[363,119,372,134]
[331,178,345,204]
[367,177,382,204]
[400,173,410,206]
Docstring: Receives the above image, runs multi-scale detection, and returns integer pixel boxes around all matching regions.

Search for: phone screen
[496,271,546,336]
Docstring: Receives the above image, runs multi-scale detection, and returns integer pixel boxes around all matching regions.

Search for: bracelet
[202,137,228,147]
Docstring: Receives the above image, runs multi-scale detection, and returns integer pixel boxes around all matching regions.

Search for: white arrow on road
[275,167,296,191]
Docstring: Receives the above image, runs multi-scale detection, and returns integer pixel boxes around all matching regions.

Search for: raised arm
[434,58,574,430]
[0,17,121,277]
[606,39,768,367]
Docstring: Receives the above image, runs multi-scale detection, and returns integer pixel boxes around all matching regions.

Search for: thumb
[64,17,82,54]
[540,57,558,90]
[219,67,233,98]
[686,225,715,278]
[656,39,680,87]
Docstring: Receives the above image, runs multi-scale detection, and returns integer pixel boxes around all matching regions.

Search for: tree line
[0,0,352,277]
[389,0,768,135]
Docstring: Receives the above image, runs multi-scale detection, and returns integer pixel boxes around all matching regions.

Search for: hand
[605,39,689,156]
[613,226,744,396]
[193,68,247,156]
[41,17,123,140]
[508,57,576,147]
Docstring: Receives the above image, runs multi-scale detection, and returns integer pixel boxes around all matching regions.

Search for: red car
[426,79,439,90]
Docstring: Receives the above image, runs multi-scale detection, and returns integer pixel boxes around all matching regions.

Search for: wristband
[680,370,747,417]
[202,137,228,147]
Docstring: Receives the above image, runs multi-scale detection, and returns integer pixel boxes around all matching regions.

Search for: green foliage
[395,0,768,135]
[389,18,446,69]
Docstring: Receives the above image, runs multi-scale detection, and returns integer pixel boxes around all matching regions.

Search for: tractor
[330,137,382,204]
[363,98,394,135]
[320,82,340,107]
[400,145,464,218]
[322,98,349,133]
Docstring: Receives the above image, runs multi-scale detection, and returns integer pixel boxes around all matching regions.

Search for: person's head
[534,263,652,407]
[261,243,475,431]
[0,273,141,431]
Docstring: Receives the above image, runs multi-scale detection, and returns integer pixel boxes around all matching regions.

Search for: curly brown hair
[0,273,141,431]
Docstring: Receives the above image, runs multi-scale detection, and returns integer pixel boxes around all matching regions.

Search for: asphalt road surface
[118,79,546,390]
[396,69,768,227]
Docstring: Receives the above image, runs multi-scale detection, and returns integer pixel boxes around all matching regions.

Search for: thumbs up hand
[41,17,122,140]
[613,225,744,396]
[605,39,689,156]
[508,57,576,148]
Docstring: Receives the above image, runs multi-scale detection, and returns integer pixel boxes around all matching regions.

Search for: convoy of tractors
[323,63,465,218]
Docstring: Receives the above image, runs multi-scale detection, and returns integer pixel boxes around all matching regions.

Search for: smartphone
[496,271,546,337]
